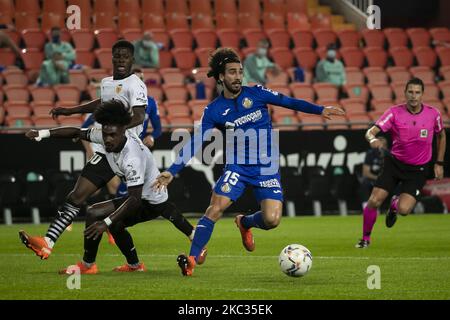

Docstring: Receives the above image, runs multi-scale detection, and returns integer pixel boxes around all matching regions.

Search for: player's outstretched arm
[84,185,143,240]
[50,98,102,119]
[321,106,346,120]
[25,127,89,142]
[152,171,174,193]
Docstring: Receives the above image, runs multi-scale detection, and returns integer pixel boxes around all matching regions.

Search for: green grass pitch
[1,214,449,300]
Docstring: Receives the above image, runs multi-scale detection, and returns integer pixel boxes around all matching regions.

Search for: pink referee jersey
[376,104,443,166]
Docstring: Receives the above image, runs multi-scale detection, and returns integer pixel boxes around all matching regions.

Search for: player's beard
[223,80,242,95]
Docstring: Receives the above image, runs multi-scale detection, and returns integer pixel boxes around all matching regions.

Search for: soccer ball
[279,244,313,277]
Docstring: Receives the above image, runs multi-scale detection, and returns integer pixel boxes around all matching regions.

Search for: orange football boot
[59,261,98,275]
[113,262,147,272]
[234,215,255,252]
[19,230,52,260]
[177,254,196,276]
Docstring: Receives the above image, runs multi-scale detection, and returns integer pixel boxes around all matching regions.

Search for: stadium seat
[313,29,337,48]
[266,70,289,86]
[95,29,119,49]
[361,29,385,48]
[145,29,170,49]
[33,117,59,127]
[266,29,290,49]
[75,49,96,68]
[21,29,47,50]
[142,0,164,16]
[287,13,311,32]
[289,83,315,102]
[95,49,113,70]
[440,66,450,81]
[363,67,388,84]
[291,30,314,48]
[3,70,28,86]
[0,106,5,124]
[160,68,185,85]
[70,29,95,50]
[429,27,450,43]
[188,100,208,119]
[164,103,191,118]
[216,13,239,30]
[363,47,388,68]
[273,115,300,131]
[293,48,319,71]
[215,0,238,15]
[243,29,266,48]
[391,83,407,101]
[85,69,109,83]
[270,48,295,69]
[386,66,411,84]
[5,116,33,128]
[217,29,242,49]
[195,48,214,68]
[384,28,408,48]
[172,48,197,71]
[192,14,215,30]
[54,85,81,105]
[409,66,435,84]
[347,113,372,130]
[271,105,296,117]
[310,13,331,30]
[0,49,16,67]
[162,85,188,102]
[406,28,431,47]
[369,84,394,101]
[436,47,450,67]
[421,83,440,101]
[263,13,285,32]
[190,0,212,16]
[14,13,40,31]
[69,70,88,91]
[20,49,44,71]
[193,29,218,49]
[239,0,261,16]
[325,116,350,130]
[170,29,193,49]
[1,30,20,47]
[239,13,262,31]
[30,87,55,106]
[120,29,143,43]
[93,12,117,29]
[4,104,31,117]
[370,99,394,113]
[286,0,308,14]
[169,116,194,128]
[148,86,163,103]
[337,30,361,48]
[15,0,40,15]
[439,81,450,100]
[413,46,437,68]
[390,47,414,68]
[41,13,66,32]
[118,0,140,15]
[287,67,313,85]
[313,83,339,101]
[86,84,101,99]
[118,15,142,32]
[142,14,166,30]
[340,47,365,68]
[191,67,216,88]
[140,69,161,87]
[340,98,367,114]
[263,0,286,15]
[345,67,364,85]
[159,50,174,69]
[166,0,189,15]
[94,0,118,15]
[344,85,369,103]
[166,13,189,31]
[297,113,324,130]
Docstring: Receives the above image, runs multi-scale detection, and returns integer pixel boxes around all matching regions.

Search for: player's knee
[398,203,412,216]
[368,196,383,208]
[205,204,224,221]
[263,210,282,229]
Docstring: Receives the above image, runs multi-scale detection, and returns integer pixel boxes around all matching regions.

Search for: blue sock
[116,182,128,197]
[241,211,270,230]
[189,216,215,262]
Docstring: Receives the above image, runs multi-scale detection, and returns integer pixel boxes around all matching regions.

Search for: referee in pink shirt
[356,78,447,248]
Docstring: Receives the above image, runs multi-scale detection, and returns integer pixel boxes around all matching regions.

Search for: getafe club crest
[221,183,231,193]
[242,97,253,109]
[116,84,123,94]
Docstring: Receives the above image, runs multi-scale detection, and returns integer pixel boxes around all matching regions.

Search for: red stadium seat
[242,29,266,48]
[159,50,174,68]
[20,49,45,70]
[344,85,369,103]
[340,47,365,68]
[337,30,361,48]
[389,47,414,68]
[70,29,95,50]
[14,13,40,31]
[75,49,96,68]
[54,85,81,105]
[289,83,315,102]
[266,70,289,86]
[347,113,372,130]
[291,30,313,48]
[325,116,350,130]
[5,104,31,117]
[313,29,337,48]
[3,70,28,86]
[293,48,319,71]
[160,68,185,85]
[313,83,339,101]
[310,14,331,30]
[193,29,218,49]
[386,66,411,84]
[170,29,193,49]
[95,49,113,70]
[267,85,291,97]
[340,98,367,114]
[166,13,189,31]
[69,70,88,91]
[271,105,296,117]
[95,29,119,49]
[297,113,324,130]
[390,83,407,101]
[286,0,308,14]
[85,69,109,83]
[142,14,165,30]
[413,46,437,68]
[169,116,194,129]
[273,115,300,131]
[345,67,365,85]
[172,48,197,71]
[239,0,261,15]
[93,12,117,30]
[406,28,431,47]
[409,66,435,84]
[190,0,212,15]
[30,87,55,105]
[429,28,450,43]
[369,84,393,101]
[94,0,118,15]
[118,0,140,14]
[266,29,290,49]
[287,13,311,32]
[0,50,17,67]
[118,14,141,31]
[195,48,214,68]
[440,66,450,81]
[15,0,40,15]
[370,99,394,113]
[238,14,262,31]
[217,29,241,48]
[215,0,238,14]
[41,13,66,32]
[121,29,143,43]
[421,83,440,101]
[192,14,215,30]
[270,48,295,69]
[436,47,450,67]
[166,0,189,15]
[263,13,285,32]
[263,0,286,15]
[361,29,385,48]
[142,0,164,16]
[58,117,84,126]
[165,103,191,118]
[216,13,239,30]
[186,83,213,101]
[3,85,30,105]
[384,28,408,48]
[439,81,450,100]
[363,47,388,68]
[21,29,46,50]
[146,29,170,49]
[162,85,188,102]
[189,100,208,119]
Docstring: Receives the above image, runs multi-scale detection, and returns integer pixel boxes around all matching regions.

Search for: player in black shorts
[19,100,207,271]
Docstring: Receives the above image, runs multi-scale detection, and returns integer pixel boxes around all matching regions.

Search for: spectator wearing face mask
[315,44,346,87]
[44,27,76,67]
[37,52,70,86]
[134,32,160,69]
[243,39,281,85]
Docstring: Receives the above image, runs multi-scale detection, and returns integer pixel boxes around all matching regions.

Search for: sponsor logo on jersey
[242,97,253,109]
[259,178,281,188]
[222,108,231,116]
[234,110,262,127]
[420,129,428,138]
[221,183,231,193]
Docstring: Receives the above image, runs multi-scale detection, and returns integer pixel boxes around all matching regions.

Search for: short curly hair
[93,100,131,127]
[207,48,241,81]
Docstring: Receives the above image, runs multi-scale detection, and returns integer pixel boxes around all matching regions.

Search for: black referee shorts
[374,154,429,199]
[110,197,178,228]
[80,152,116,189]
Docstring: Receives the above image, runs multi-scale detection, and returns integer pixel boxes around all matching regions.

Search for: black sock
[110,226,139,265]
[160,202,194,238]
[83,234,102,264]
[46,200,80,243]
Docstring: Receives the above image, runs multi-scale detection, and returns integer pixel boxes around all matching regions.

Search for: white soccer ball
[279,244,313,277]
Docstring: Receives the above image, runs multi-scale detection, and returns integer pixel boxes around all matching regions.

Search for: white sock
[44,237,55,249]
[189,229,195,241]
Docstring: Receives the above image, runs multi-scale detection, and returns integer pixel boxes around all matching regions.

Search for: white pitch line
[3,253,450,260]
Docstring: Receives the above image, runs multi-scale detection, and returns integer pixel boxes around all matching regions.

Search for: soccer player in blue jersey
[153,48,345,276]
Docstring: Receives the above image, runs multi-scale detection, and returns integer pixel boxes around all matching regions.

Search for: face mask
[257,48,267,57]
[52,35,60,43]
[327,50,336,60]
[143,40,153,48]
